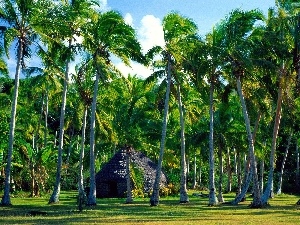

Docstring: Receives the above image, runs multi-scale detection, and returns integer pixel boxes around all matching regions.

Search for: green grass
[0,191,299,225]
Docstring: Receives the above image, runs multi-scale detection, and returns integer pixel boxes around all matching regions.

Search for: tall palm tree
[82,10,144,206]
[46,0,96,204]
[0,0,50,206]
[217,9,265,208]
[148,12,198,206]
[260,6,294,205]
[149,51,172,206]
[72,59,93,210]
[205,28,225,206]
[183,29,223,205]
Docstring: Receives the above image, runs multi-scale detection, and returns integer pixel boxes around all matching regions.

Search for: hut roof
[95,148,168,194]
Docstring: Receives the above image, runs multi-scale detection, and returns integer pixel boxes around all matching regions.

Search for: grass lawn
[0,191,299,225]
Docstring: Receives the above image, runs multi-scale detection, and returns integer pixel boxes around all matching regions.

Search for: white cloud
[115,61,153,79]
[116,15,165,79]
[138,15,165,53]
[124,13,134,26]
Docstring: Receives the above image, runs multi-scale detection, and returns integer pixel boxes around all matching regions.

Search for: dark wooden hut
[95,148,168,198]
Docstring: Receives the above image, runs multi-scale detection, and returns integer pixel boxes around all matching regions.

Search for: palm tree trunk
[1,41,23,206]
[261,75,283,205]
[259,159,264,195]
[30,135,36,197]
[177,84,189,203]
[208,79,218,206]
[243,154,250,191]
[87,70,101,206]
[192,151,197,189]
[296,144,300,189]
[78,107,87,211]
[44,83,49,148]
[150,53,172,206]
[217,144,224,203]
[226,148,232,193]
[66,127,74,167]
[54,131,57,147]
[49,39,72,204]
[236,150,242,195]
[232,109,261,204]
[276,132,292,195]
[233,148,237,174]
[198,159,202,186]
[125,146,133,204]
[236,76,261,208]
[186,156,190,175]
[252,111,262,144]
[232,154,252,205]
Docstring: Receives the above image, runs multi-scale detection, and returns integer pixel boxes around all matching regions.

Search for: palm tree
[149,52,172,206]
[217,9,265,208]
[82,10,144,206]
[205,29,225,206]
[0,0,50,206]
[148,12,198,206]
[259,6,294,205]
[72,59,93,210]
[125,145,133,204]
[46,0,96,204]
[183,28,223,205]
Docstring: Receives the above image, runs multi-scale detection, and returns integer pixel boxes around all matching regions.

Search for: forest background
[0,0,300,208]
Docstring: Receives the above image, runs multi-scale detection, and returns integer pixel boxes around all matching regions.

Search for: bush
[160,183,178,197]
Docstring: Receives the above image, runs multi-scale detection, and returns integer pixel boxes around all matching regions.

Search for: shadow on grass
[1,192,300,224]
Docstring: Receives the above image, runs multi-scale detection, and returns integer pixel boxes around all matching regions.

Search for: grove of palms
[0,0,299,210]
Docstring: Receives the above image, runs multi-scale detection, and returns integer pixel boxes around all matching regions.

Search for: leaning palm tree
[82,10,144,206]
[217,9,265,208]
[260,6,294,205]
[0,0,50,206]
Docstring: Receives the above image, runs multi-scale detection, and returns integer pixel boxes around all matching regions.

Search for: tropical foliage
[0,0,300,210]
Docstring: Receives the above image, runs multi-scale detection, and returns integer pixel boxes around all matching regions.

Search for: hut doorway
[108,181,118,197]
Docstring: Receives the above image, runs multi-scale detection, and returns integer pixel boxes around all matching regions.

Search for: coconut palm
[72,59,94,210]
[82,10,144,206]
[0,0,50,206]
[216,9,265,208]
[46,0,97,204]
[183,27,224,205]
[148,12,199,206]
[258,6,294,205]
[148,51,172,206]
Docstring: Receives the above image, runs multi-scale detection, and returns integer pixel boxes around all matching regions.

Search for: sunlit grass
[0,191,299,224]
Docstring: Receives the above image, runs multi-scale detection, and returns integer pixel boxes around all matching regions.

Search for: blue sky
[101,0,276,78]
[106,0,275,36]
[6,1,277,79]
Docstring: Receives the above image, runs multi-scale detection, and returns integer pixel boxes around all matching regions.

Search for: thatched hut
[95,148,168,198]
